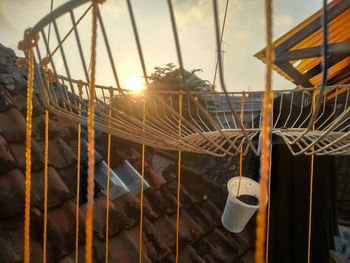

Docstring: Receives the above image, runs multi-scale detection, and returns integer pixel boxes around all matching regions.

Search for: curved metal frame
[23,0,350,156]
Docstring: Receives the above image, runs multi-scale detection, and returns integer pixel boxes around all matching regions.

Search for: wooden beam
[275,61,314,87]
[328,64,350,85]
[327,87,350,101]
[275,41,350,61]
[303,54,349,80]
[275,0,350,54]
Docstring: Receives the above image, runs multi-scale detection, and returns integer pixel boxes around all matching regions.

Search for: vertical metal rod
[97,8,123,92]
[70,10,90,83]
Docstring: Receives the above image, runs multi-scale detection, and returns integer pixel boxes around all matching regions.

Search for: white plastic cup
[221,176,265,233]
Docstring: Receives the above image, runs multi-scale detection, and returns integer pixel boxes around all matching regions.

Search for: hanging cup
[221,176,266,233]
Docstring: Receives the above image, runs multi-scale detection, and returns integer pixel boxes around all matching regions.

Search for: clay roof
[0,43,255,262]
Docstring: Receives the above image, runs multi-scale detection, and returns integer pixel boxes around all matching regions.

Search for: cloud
[101,0,127,15]
[274,14,293,27]
[273,14,294,37]
[0,3,17,31]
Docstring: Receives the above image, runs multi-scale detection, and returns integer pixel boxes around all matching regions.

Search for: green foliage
[148,63,211,92]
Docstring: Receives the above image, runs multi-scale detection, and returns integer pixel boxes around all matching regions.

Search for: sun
[124,74,145,93]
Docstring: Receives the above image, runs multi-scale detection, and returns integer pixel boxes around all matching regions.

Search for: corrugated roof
[255,0,350,89]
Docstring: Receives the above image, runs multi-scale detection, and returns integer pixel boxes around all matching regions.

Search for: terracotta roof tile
[57,256,75,263]
[3,207,61,262]
[97,135,125,168]
[52,115,78,141]
[68,138,103,164]
[0,135,16,174]
[161,164,177,182]
[69,237,107,262]
[12,93,44,117]
[32,114,59,141]
[0,86,15,112]
[136,192,162,219]
[91,237,108,262]
[144,186,178,216]
[47,200,85,253]
[0,107,26,143]
[37,137,76,169]
[112,192,157,225]
[206,228,247,261]
[131,158,166,189]
[151,215,177,250]
[162,253,176,263]
[179,245,206,263]
[110,193,136,228]
[141,219,172,261]
[0,169,26,219]
[127,223,158,261]
[31,166,71,209]
[170,209,205,247]
[0,224,22,263]
[108,230,152,263]
[9,139,44,171]
[198,198,222,224]
[186,203,217,234]
[192,237,227,263]
[0,73,16,90]
[56,165,78,195]
[234,250,255,263]
[165,180,200,209]
[80,195,129,241]
[144,163,167,189]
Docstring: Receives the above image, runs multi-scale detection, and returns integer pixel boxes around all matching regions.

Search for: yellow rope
[105,88,113,263]
[40,50,51,263]
[236,92,245,197]
[175,93,183,263]
[75,82,83,263]
[265,93,274,263]
[24,47,34,263]
[43,110,49,263]
[85,1,98,260]
[256,0,273,262]
[307,88,316,263]
[139,97,146,263]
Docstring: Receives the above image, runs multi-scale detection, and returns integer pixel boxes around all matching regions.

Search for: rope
[43,0,53,255]
[43,110,49,263]
[265,93,274,263]
[18,26,39,263]
[255,0,273,262]
[139,98,146,263]
[75,81,83,263]
[24,47,35,263]
[307,88,317,263]
[85,1,98,261]
[236,92,245,197]
[175,93,183,263]
[18,28,39,52]
[105,88,113,263]
[212,0,230,90]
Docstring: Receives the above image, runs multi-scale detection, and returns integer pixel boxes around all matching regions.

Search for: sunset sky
[0,0,325,92]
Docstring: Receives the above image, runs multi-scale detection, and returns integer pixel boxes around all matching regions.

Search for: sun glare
[124,74,145,93]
